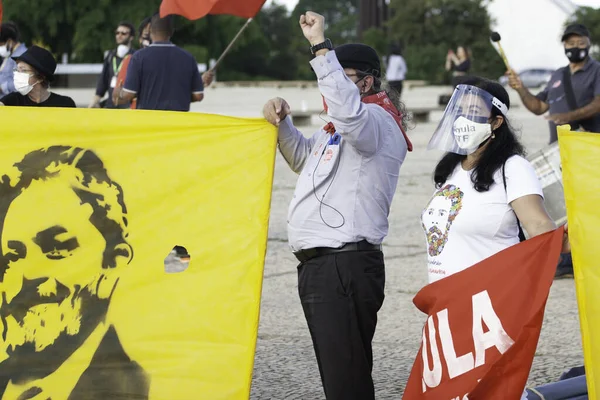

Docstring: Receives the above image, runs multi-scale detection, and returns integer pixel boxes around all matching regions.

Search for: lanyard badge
[328,133,341,146]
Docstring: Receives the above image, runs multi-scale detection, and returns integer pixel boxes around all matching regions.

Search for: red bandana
[322,92,413,152]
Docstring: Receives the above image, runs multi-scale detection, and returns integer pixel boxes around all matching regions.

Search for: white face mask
[452,116,492,154]
[116,44,129,58]
[13,71,37,96]
[0,45,10,58]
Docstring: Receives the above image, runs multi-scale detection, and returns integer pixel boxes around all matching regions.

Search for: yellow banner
[558,125,600,399]
[0,107,277,399]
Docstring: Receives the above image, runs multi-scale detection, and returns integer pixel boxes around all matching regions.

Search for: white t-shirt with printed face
[421,155,544,284]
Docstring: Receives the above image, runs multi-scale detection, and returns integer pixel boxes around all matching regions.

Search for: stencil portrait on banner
[0,146,149,399]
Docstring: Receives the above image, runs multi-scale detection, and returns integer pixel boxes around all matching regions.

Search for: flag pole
[210,18,253,71]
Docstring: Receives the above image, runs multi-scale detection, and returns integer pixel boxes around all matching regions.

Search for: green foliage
[362,27,387,59]
[292,0,359,45]
[388,0,505,84]
[180,44,209,64]
[290,0,360,80]
[1,0,504,82]
[3,0,158,62]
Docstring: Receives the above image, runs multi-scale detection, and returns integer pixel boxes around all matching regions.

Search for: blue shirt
[536,57,600,142]
[0,44,27,95]
[123,41,203,112]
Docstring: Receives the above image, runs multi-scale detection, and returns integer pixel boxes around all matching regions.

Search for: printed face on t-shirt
[422,184,465,257]
[423,196,451,232]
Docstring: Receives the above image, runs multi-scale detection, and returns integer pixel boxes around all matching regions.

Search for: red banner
[403,227,564,400]
[160,0,266,20]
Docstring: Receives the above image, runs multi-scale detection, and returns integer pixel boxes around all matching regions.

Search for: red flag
[402,227,564,400]
[159,0,266,20]
[0,0,3,23]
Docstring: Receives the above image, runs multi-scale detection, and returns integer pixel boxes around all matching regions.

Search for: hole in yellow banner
[164,245,190,273]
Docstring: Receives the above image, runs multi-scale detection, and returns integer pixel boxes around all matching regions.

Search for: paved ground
[64,83,584,399]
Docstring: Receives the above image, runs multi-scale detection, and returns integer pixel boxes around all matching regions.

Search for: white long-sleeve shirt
[277,50,408,252]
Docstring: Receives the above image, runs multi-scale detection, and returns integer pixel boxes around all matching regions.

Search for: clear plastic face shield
[427,85,509,155]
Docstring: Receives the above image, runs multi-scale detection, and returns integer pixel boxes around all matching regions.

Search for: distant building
[488,0,599,72]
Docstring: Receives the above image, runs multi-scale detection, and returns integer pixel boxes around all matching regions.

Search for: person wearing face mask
[508,23,600,144]
[117,14,214,112]
[112,16,152,109]
[0,45,75,107]
[262,11,413,400]
[89,21,135,109]
[0,22,27,96]
[423,77,569,286]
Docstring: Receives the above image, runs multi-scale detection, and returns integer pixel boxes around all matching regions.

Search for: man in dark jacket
[89,21,136,109]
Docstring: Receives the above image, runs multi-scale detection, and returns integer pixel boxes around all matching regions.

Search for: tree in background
[290,0,359,79]
[387,0,505,84]
[3,0,158,62]
[1,0,305,80]
[0,0,513,83]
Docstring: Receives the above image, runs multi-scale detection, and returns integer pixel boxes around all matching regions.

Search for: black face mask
[565,46,590,63]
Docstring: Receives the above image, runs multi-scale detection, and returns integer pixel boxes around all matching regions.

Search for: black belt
[293,240,381,263]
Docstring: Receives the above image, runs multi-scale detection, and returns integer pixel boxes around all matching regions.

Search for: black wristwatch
[310,39,333,55]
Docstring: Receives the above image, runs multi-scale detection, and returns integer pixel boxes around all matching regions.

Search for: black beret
[334,43,381,78]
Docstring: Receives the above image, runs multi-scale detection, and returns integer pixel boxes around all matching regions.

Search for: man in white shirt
[263,11,412,400]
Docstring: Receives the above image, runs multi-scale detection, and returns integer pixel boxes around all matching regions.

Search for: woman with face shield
[421,77,570,285]
[0,45,75,107]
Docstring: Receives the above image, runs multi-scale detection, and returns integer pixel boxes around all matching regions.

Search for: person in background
[138,17,153,48]
[0,22,27,96]
[0,45,75,107]
[113,16,153,109]
[117,14,213,111]
[113,15,214,109]
[385,43,407,98]
[445,45,471,87]
[89,21,135,109]
[508,23,600,144]
[507,23,600,279]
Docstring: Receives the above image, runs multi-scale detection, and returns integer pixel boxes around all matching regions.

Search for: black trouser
[297,250,385,400]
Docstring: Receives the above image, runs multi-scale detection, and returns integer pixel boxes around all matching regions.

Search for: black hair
[138,16,152,37]
[150,14,174,37]
[389,43,402,55]
[433,76,525,192]
[35,73,50,89]
[0,22,19,43]
[355,70,412,132]
[118,21,136,37]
